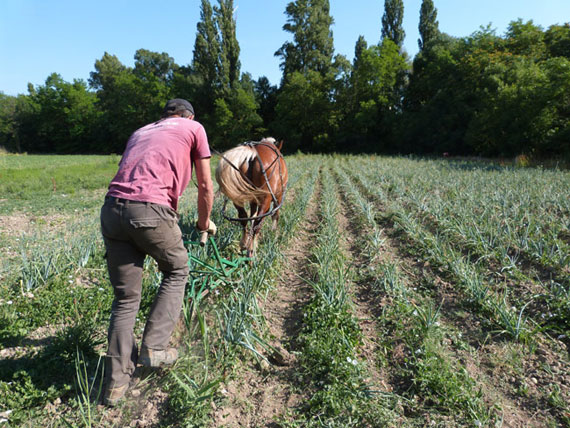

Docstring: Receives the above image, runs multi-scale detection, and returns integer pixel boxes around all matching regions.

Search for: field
[0,154,569,427]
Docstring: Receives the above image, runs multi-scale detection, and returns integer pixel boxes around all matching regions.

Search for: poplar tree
[418,0,439,50]
[274,0,337,151]
[353,35,368,71]
[275,0,335,80]
[192,0,261,147]
[193,0,222,95]
[341,35,368,127]
[381,0,405,49]
[215,0,241,92]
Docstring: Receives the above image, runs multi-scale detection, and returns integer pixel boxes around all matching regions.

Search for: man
[100,98,216,406]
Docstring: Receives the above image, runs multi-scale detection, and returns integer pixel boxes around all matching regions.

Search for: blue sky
[1,0,568,96]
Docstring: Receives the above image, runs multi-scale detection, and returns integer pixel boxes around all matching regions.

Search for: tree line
[0,0,568,158]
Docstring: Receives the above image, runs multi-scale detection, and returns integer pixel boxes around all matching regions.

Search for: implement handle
[199,231,209,247]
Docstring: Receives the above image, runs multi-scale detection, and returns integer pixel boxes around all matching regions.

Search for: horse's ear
[276,140,284,151]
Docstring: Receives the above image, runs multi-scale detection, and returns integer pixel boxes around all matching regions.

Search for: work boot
[103,383,129,407]
[139,347,178,368]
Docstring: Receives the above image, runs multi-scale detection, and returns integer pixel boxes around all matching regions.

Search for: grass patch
[0,154,119,214]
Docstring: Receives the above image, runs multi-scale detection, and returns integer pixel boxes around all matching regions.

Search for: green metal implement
[185,235,250,314]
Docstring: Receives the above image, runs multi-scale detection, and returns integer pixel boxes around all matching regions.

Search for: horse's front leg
[245,202,258,258]
[271,194,283,231]
[235,204,250,253]
[250,198,272,258]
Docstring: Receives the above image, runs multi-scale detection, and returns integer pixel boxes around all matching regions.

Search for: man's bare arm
[194,157,214,231]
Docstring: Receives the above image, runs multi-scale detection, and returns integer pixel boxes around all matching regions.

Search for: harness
[215,141,288,223]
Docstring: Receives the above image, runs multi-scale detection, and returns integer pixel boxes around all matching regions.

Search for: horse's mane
[260,137,284,151]
[215,145,269,207]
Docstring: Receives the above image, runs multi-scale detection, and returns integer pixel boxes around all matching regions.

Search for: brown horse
[215,137,288,257]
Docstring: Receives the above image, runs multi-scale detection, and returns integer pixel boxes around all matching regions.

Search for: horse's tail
[215,146,268,207]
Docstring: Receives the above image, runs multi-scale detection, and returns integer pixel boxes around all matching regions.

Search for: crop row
[289,165,370,426]
[356,157,570,279]
[347,158,570,342]
[333,162,495,426]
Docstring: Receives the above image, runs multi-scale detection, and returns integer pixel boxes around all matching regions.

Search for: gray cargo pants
[100,196,189,388]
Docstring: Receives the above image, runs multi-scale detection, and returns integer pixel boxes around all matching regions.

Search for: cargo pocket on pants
[129,218,161,228]
[129,212,173,254]
[129,217,164,249]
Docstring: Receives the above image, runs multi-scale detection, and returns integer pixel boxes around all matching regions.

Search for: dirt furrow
[211,183,320,427]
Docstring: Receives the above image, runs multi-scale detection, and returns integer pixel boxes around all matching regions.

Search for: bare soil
[0,213,71,236]
[211,184,320,427]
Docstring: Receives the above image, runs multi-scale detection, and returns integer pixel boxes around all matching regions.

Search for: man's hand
[197,219,216,246]
[197,219,217,235]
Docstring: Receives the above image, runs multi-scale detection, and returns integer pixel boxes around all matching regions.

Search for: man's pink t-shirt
[107,117,211,211]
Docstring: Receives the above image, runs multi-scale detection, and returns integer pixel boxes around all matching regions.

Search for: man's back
[107,117,210,210]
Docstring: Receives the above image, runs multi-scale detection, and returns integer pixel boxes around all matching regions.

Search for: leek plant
[72,352,104,428]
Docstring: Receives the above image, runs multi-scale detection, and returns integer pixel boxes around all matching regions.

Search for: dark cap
[163,98,194,116]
